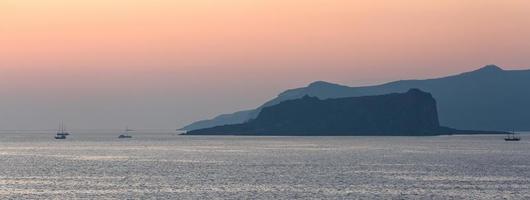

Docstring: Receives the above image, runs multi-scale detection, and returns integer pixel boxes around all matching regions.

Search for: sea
[0,131,529,199]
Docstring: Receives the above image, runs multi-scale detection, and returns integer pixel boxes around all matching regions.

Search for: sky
[1,0,530,130]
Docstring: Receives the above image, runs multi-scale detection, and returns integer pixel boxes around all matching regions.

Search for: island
[184,89,503,136]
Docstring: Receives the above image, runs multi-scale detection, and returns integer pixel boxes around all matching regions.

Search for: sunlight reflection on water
[0,132,529,199]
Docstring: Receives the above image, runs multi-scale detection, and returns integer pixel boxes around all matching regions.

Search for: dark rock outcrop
[186,89,475,136]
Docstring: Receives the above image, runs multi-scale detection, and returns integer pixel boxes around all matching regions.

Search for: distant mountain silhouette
[186,89,500,136]
[183,65,530,131]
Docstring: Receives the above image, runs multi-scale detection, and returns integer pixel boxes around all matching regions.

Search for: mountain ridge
[182,65,530,131]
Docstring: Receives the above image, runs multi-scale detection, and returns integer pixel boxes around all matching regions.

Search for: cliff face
[187,89,450,136]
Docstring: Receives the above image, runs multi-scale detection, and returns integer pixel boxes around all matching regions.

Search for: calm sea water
[0,132,529,199]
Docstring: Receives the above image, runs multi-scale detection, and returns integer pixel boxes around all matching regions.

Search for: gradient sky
[1,0,530,130]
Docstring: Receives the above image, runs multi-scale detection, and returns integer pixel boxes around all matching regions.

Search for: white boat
[119,127,133,139]
[505,130,521,141]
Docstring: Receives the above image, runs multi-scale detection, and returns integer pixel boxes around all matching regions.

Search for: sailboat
[118,127,134,139]
[504,130,521,141]
[55,122,70,139]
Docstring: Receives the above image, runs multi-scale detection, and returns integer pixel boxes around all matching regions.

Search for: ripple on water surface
[0,132,529,199]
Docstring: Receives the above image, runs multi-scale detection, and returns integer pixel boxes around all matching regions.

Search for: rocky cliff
[186,89,466,136]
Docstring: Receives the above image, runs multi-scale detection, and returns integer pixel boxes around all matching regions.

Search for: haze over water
[3,1,530,199]
[2,0,530,130]
[1,132,528,199]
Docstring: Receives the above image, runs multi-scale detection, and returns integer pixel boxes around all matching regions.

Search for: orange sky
[1,0,530,129]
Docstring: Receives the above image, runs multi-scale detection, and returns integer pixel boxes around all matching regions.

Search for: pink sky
[1,0,530,129]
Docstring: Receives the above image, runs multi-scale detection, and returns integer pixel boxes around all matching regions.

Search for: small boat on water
[55,122,70,139]
[118,127,134,139]
[505,130,521,141]
[54,134,67,139]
